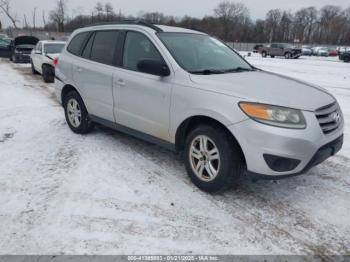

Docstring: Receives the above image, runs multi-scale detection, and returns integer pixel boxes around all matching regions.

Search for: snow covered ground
[0,57,349,256]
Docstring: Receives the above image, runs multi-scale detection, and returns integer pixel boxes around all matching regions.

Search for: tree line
[1,0,350,45]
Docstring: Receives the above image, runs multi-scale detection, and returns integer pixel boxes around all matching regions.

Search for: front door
[113,31,172,141]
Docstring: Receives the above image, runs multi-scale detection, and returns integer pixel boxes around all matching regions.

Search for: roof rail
[86,20,163,32]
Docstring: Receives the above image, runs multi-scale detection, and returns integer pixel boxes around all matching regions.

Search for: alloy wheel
[189,135,221,182]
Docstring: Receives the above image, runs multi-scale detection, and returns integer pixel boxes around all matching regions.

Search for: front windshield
[44,44,65,54]
[157,33,253,74]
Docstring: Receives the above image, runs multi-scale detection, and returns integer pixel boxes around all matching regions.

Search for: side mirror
[137,59,170,77]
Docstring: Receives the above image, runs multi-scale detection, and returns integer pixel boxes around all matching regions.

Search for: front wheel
[12,54,17,63]
[184,125,244,193]
[285,52,291,59]
[262,51,267,58]
[63,91,94,134]
[31,61,39,75]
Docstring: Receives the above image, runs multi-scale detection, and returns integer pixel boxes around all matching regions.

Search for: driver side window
[123,31,163,72]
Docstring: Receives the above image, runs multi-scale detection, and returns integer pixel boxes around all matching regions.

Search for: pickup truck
[261,43,302,59]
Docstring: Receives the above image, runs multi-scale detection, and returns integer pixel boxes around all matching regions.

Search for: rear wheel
[63,91,94,134]
[344,57,350,63]
[262,51,267,58]
[184,124,244,193]
[42,65,55,83]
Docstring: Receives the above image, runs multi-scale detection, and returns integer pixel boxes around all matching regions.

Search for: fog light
[263,154,301,172]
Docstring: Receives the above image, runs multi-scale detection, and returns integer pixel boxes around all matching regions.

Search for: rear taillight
[53,57,59,66]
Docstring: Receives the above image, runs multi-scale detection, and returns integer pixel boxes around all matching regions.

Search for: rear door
[72,30,120,122]
[269,44,279,56]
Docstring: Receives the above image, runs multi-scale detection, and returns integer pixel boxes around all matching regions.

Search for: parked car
[311,46,322,56]
[0,33,9,40]
[261,43,302,59]
[55,22,344,193]
[301,45,312,56]
[253,44,264,53]
[11,36,39,63]
[316,47,329,57]
[339,51,350,62]
[328,49,338,57]
[0,37,12,59]
[30,40,66,83]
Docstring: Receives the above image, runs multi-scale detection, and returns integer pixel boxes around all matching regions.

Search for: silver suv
[54,21,344,193]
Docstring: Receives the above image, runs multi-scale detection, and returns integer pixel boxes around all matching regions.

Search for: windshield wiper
[189,69,226,75]
[222,67,255,73]
[189,67,255,75]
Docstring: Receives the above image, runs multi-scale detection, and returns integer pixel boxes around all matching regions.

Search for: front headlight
[239,102,306,129]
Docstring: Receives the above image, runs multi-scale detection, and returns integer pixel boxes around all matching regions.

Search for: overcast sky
[1,0,350,27]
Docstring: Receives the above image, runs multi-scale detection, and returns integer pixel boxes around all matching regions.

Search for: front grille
[315,102,342,135]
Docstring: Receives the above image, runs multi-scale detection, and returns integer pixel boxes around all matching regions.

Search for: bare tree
[49,0,67,32]
[94,2,103,20]
[265,9,282,42]
[0,0,19,29]
[23,14,29,29]
[104,2,114,20]
[214,1,249,41]
[42,10,47,28]
[32,7,37,30]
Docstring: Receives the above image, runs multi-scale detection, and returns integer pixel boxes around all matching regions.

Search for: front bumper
[228,110,344,177]
[14,53,31,63]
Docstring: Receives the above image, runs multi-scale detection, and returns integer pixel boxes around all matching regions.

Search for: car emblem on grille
[330,111,341,123]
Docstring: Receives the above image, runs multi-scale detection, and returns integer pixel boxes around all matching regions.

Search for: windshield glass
[44,43,65,54]
[157,33,253,74]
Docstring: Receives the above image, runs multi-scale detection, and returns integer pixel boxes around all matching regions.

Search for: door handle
[116,79,126,87]
[74,66,83,73]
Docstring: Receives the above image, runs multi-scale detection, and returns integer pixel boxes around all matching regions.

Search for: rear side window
[90,31,119,65]
[67,32,89,56]
[82,34,94,59]
[123,31,162,71]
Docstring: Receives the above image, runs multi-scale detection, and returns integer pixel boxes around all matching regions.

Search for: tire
[31,61,39,75]
[12,54,17,63]
[285,52,291,59]
[184,124,244,193]
[262,51,267,58]
[63,91,94,134]
[344,57,350,63]
[42,65,55,83]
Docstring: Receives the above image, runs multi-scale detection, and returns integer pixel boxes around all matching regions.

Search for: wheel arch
[61,84,83,105]
[42,63,54,70]
[175,115,246,166]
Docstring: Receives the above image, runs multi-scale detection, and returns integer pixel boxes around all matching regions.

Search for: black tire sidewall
[63,91,93,134]
[42,65,54,83]
[184,125,243,193]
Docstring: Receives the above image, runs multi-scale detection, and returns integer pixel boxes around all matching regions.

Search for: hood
[189,70,335,111]
[15,44,35,49]
[14,36,39,47]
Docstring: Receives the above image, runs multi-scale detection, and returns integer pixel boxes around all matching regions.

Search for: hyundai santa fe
[54,21,344,193]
